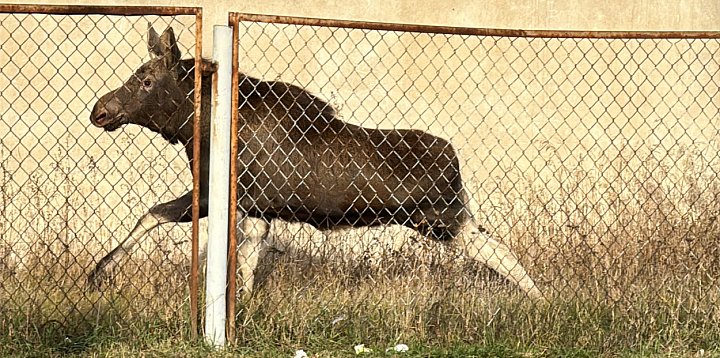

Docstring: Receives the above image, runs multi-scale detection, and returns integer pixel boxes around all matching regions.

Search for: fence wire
[0,9,200,337]
[228,15,720,343]
[2,6,720,350]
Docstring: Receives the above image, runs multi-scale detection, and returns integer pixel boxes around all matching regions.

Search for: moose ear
[147,24,163,57]
[147,24,181,71]
[159,27,182,70]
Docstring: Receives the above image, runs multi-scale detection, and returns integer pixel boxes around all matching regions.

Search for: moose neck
[155,60,213,148]
[155,99,196,146]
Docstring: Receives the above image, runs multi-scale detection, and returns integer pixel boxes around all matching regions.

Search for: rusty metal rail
[0,4,200,16]
[226,12,241,344]
[190,8,203,342]
[234,13,720,39]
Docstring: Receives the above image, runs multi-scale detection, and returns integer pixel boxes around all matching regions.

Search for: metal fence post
[206,24,233,348]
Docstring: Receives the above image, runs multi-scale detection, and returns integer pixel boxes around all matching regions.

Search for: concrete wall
[0,1,718,257]
[2,0,719,56]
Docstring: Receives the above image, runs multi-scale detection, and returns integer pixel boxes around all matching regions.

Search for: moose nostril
[94,112,107,124]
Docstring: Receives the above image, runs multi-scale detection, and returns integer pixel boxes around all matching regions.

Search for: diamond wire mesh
[229,18,720,338]
[2,7,719,347]
[0,12,199,333]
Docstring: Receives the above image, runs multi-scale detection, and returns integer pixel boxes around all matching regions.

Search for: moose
[88,25,543,299]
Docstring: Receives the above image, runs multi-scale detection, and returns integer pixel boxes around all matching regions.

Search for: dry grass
[3,141,720,356]
[0,16,717,356]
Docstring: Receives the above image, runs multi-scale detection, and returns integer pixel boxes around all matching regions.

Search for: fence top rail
[0,4,201,16]
[230,12,720,39]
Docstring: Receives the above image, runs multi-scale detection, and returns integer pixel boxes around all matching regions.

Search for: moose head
[90,25,195,144]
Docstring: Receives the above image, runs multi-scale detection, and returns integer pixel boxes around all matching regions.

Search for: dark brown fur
[86,26,542,299]
[234,72,467,238]
[91,56,468,240]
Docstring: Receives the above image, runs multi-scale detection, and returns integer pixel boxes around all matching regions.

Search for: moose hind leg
[88,191,201,289]
[237,215,270,300]
[455,220,543,299]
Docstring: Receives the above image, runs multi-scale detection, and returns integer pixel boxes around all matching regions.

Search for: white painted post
[206,25,233,348]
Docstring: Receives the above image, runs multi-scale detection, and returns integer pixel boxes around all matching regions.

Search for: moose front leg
[88,191,205,289]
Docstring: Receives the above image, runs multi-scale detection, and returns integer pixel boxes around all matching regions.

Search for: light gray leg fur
[456,220,543,299]
[237,215,270,299]
[88,211,170,288]
[457,190,543,299]
[88,192,195,289]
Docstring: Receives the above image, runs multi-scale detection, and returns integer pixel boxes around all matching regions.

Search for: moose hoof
[87,265,115,291]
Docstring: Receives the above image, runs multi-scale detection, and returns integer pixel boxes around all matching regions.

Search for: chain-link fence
[0,5,203,341]
[2,4,720,351]
[226,13,720,345]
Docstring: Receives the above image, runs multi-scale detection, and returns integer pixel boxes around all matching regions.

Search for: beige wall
[3,0,719,56]
[0,0,718,256]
